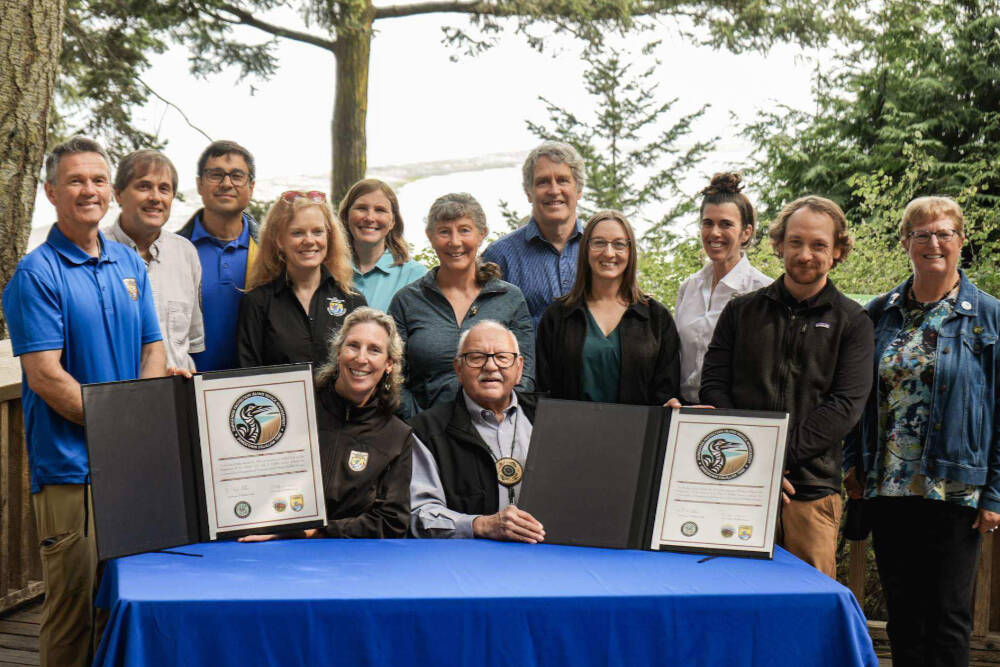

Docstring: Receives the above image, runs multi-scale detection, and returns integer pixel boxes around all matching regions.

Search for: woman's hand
[663,398,714,409]
[237,528,319,542]
[973,509,1000,534]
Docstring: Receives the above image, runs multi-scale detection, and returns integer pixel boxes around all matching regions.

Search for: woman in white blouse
[674,173,772,403]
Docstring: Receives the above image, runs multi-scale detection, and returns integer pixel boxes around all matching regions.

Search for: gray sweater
[388,269,536,419]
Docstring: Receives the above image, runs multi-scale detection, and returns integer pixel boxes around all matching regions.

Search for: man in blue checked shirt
[482,141,585,325]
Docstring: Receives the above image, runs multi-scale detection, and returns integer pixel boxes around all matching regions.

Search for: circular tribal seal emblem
[234,501,251,519]
[229,391,287,451]
[681,521,698,537]
[695,429,753,481]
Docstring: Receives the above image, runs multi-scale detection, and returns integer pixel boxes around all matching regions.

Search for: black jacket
[700,277,874,496]
[535,297,680,406]
[315,388,412,538]
[407,391,538,517]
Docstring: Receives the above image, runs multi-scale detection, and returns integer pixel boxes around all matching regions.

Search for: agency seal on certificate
[650,408,789,558]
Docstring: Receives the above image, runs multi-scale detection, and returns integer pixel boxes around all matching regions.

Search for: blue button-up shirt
[481,218,583,325]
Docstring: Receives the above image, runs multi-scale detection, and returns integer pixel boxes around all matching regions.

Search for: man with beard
[409,320,545,542]
[699,196,874,577]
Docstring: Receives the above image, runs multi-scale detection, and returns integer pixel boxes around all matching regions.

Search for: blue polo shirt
[3,224,161,492]
[481,218,583,325]
[189,215,250,371]
[352,251,427,312]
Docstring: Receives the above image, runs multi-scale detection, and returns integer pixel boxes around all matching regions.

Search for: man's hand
[238,528,318,542]
[843,466,863,500]
[166,366,194,379]
[781,474,796,505]
[973,509,1000,534]
[473,505,545,543]
[663,398,714,409]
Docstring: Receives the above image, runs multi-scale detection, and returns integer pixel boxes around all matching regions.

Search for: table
[94,540,877,667]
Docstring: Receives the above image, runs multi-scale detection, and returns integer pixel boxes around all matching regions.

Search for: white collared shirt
[674,255,772,403]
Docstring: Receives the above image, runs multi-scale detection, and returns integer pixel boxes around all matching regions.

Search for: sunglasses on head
[281,190,327,203]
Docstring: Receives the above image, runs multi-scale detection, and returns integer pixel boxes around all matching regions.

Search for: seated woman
[674,173,771,403]
[536,210,680,405]
[241,307,413,541]
[389,193,535,419]
[844,196,1000,667]
[237,190,365,369]
[338,179,427,312]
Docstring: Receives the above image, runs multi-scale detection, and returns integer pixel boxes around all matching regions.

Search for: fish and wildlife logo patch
[348,450,369,472]
[123,278,139,300]
[695,429,753,481]
[326,297,346,317]
[229,391,287,450]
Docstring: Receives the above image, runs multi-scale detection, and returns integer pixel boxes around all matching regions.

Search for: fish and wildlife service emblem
[290,494,304,512]
[326,297,346,316]
[695,429,753,481]
[122,278,139,300]
[348,450,369,472]
[229,391,287,451]
[738,525,753,541]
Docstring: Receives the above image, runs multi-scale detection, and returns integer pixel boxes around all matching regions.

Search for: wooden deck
[0,598,39,666]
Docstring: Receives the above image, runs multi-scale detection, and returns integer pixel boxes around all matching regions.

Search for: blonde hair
[899,196,965,239]
[247,197,354,291]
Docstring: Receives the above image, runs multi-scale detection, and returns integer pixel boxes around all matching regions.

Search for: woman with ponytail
[388,193,535,419]
[674,173,771,403]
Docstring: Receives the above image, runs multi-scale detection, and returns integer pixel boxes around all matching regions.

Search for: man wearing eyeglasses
[177,140,259,371]
[409,320,546,542]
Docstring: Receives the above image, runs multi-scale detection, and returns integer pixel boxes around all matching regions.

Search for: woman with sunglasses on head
[389,193,535,419]
[338,179,427,313]
[536,210,680,405]
[237,190,366,369]
[843,197,1000,667]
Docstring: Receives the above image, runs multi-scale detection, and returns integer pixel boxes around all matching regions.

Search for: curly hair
[700,172,757,249]
[769,195,854,266]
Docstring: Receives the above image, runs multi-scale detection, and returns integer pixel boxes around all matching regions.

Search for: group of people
[5,134,998,667]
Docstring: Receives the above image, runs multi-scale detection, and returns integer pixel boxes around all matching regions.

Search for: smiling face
[116,165,174,236]
[777,207,842,295]
[701,202,751,268]
[529,156,581,228]
[455,325,523,412]
[196,153,254,217]
[334,321,394,407]
[45,152,112,233]
[903,216,963,280]
[588,218,630,283]
[428,216,486,273]
[278,205,329,275]
[347,189,395,249]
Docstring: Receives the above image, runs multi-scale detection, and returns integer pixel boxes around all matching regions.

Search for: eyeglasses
[459,351,518,369]
[908,229,960,245]
[281,190,327,203]
[201,169,251,187]
[589,239,630,252]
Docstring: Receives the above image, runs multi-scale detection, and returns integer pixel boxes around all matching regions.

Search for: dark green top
[581,307,621,403]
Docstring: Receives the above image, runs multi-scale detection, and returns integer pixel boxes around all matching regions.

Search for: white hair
[455,320,519,357]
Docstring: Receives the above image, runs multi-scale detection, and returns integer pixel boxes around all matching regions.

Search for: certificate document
[650,408,789,558]
[194,367,326,539]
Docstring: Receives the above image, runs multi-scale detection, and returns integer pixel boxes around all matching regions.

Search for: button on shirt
[352,251,427,313]
[3,225,162,492]
[189,215,251,371]
[674,255,771,403]
[410,391,533,538]
[105,220,204,371]
[481,218,583,325]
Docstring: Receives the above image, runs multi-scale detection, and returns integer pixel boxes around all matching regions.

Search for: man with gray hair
[3,136,165,666]
[409,320,545,542]
[104,149,204,370]
[482,141,585,324]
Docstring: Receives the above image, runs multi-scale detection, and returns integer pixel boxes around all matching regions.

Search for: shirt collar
[46,223,114,265]
[462,388,518,424]
[190,211,249,248]
[718,255,752,290]
[525,217,584,245]
[107,218,162,262]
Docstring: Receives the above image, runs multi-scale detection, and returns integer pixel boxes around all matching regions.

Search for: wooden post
[974,531,993,637]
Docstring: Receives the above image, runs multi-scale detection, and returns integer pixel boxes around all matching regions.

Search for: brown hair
[337,179,411,265]
[769,195,854,266]
[561,210,646,308]
[246,196,354,291]
[114,149,178,193]
[899,196,965,239]
[425,193,501,286]
[700,172,756,249]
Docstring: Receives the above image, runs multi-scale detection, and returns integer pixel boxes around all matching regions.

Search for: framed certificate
[649,408,788,558]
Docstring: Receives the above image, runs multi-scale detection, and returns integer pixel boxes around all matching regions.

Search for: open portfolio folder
[81,364,327,561]
[518,400,789,558]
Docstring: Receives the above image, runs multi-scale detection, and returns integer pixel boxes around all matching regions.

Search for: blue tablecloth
[94,540,877,667]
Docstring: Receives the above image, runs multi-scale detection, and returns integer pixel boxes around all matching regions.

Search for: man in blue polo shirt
[177,140,260,371]
[3,136,165,667]
[482,141,586,325]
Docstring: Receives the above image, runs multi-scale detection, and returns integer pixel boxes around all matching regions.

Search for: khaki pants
[32,484,103,667]
[777,493,842,578]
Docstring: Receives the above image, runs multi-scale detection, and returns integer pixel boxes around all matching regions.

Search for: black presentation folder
[82,364,322,561]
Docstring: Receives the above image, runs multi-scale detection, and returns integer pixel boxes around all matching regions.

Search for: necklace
[489,406,522,504]
[908,277,959,307]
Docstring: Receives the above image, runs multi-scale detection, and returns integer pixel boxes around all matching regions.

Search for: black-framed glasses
[588,239,630,252]
[201,168,251,187]
[908,229,959,245]
[460,351,519,369]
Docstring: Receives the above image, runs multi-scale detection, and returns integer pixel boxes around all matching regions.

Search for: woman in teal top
[338,179,426,312]
[536,210,680,405]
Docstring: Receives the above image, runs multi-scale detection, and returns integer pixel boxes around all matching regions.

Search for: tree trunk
[0,0,66,338]
[331,10,374,205]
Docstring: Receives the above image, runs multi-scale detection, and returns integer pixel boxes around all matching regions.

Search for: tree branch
[374,0,673,20]
[214,2,337,51]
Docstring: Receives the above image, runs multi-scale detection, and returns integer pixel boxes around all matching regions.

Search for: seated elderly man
[409,320,545,542]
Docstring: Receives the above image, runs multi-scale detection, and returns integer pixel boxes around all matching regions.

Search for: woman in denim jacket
[844,196,1000,667]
